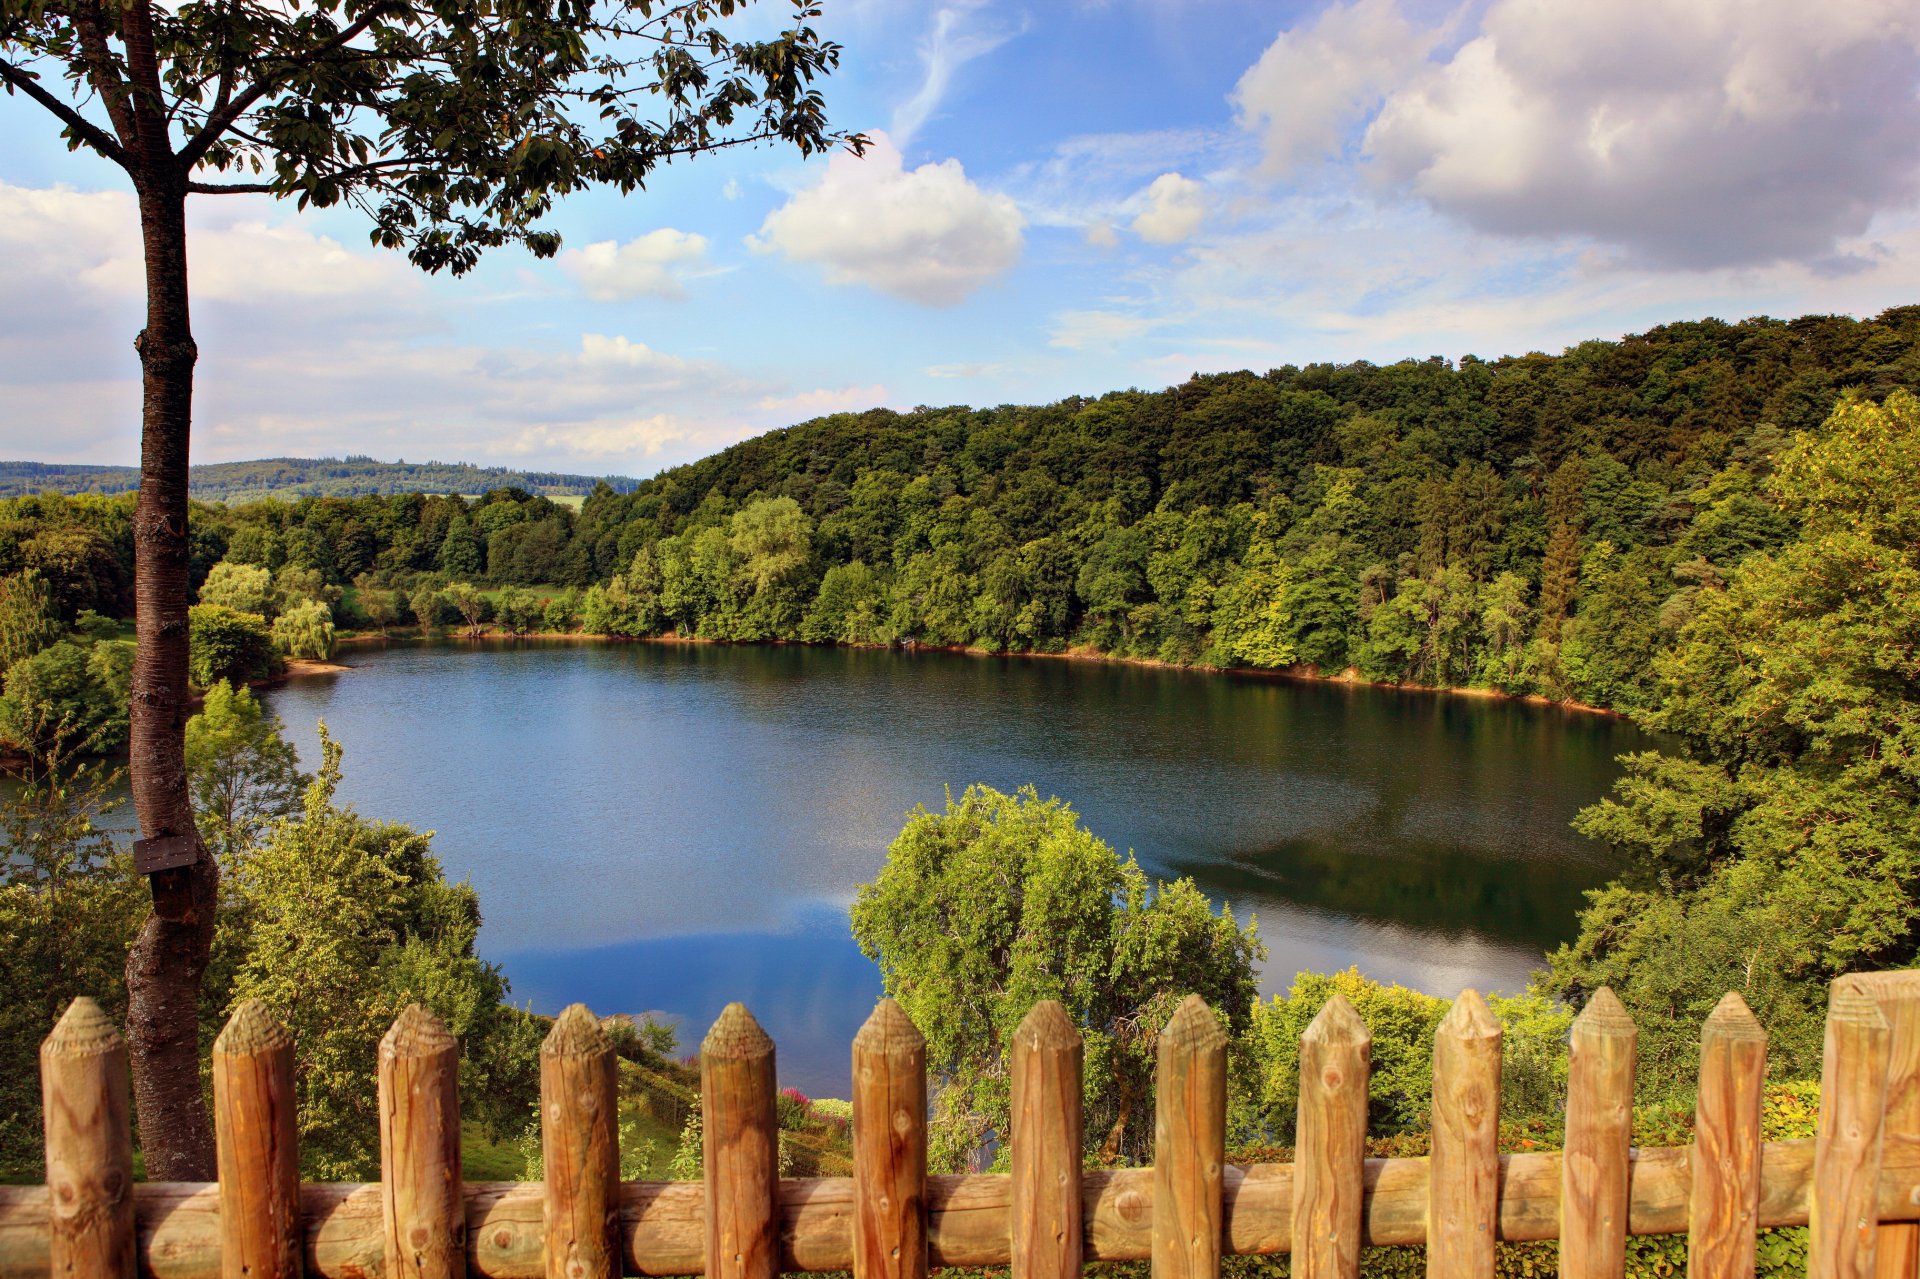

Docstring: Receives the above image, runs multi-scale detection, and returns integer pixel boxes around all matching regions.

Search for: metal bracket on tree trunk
[132,834,197,875]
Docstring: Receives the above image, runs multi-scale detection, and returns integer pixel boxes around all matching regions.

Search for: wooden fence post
[213,1000,301,1279]
[702,1003,778,1279]
[1688,991,1766,1279]
[852,999,927,1279]
[1154,996,1227,1279]
[1293,994,1370,1279]
[1811,984,1893,1279]
[379,1004,465,1279]
[1562,987,1635,1279]
[1428,990,1500,1279]
[1010,1000,1083,1279]
[40,997,134,1279]
[1835,971,1920,1279]
[541,1005,620,1279]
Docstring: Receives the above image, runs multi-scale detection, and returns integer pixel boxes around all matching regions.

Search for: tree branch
[67,1,144,156]
[0,55,133,171]
[177,5,386,170]
[183,179,277,193]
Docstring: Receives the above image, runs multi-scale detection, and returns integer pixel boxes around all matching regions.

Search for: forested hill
[0,457,639,502]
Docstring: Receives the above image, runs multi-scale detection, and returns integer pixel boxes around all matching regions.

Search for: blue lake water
[262,640,1639,1098]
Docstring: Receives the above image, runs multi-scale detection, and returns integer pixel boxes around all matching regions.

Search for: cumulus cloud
[1249,0,1920,267]
[561,229,711,301]
[1130,173,1207,244]
[1234,0,1441,179]
[756,383,892,419]
[749,131,1024,307]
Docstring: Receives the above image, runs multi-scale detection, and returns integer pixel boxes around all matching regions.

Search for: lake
[262,640,1639,1098]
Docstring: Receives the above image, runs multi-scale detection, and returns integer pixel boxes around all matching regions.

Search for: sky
[4,0,1920,478]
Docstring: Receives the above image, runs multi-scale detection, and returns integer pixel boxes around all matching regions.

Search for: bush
[0,640,131,756]
[189,603,275,687]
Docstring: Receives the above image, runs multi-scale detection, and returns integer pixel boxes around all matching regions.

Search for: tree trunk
[122,168,219,1181]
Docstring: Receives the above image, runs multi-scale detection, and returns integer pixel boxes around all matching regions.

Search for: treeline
[0,457,639,502]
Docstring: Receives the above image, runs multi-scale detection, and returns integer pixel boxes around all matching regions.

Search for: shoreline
[323,626,1624,719]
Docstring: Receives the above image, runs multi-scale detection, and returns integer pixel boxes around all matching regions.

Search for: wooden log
[541,1005,620,1279]
[1010,1000,1082,1279]
[1427,989,1500,1279]
[701,1003,777,1279]
[1562,987,1636,1279]
[1292,994,1370,1279]
[1688,991,1766,1279]
[1812,983,1893,1279]
[378,1005,465,1279]
[851,1000,927,1279]
[40,997,135,1279]
[1154,996,1227,1279]
[1837,970,1920,1279]
[212,1001,301,1279]
[10,1135,1920,1279]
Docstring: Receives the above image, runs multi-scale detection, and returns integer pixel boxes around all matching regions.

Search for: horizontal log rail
[4,1141,1920,1278]
[12,973,1920,1279]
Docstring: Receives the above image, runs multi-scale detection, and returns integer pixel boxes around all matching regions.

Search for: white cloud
[756,383,892,419]
[1234,0,1442,179]
[1083,221,1121,249]
[749,131,1024,307]
[561,229,711,301]
[1130,173,1207,244]
[1049,308,1159,350]
[891,4,1020,148]
[1350,0,1920,266]
[924,362,1004,379]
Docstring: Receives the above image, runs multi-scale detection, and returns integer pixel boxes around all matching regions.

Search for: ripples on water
[261,640,1638,1096]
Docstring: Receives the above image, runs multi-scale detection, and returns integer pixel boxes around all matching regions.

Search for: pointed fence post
[1688,992,1766,1279]
[1011,1000,1083,1279]
[852,999,927,1279]
[1292,994,1370,1279]
[379,1004,465,1279]
[702,1003,778,1279]
[1835,971,1920,1279]
[1562,988,1635,1279]
[1153,996,1227,1279]
[213,1000,301,1279]
[542,1005,620,1279]
[41,998,135,1279]
[1428,990,1500,1279]
[1811,983,1893,1279]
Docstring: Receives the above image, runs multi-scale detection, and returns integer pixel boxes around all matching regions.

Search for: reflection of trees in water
[1166,825,1623,953]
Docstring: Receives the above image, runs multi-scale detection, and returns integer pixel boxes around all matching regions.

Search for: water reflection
[263,641,1638,1097]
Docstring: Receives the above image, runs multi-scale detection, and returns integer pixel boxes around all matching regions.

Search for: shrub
[189,604,275,687]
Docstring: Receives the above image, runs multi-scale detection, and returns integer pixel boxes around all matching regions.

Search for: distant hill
[0,456,641,503]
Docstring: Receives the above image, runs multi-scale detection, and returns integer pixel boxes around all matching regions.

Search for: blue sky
[4,0,1919,476]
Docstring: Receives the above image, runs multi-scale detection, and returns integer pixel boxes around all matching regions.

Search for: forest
[0,457,638,502]
[3,307,1917,1277]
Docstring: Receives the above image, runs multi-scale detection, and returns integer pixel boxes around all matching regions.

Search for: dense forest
[0,457,639,502]
[3,307,1917,1249]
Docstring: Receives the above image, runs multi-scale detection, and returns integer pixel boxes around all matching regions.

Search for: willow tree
[0,0,861,1176]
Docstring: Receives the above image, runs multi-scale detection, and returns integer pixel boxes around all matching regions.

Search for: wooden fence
[5,971,1920,1279]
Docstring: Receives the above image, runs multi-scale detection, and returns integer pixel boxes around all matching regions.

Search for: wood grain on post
[852,1000,927,1279]
[212,1001,301,1279]
[1292,994,1370,1279]
[40,998,135,1279]
[1837,970,1920,1279]
[378,1004,465,1279]
[541,1005,620,1279]
[1562,987,1636,1279]
[1010,1000,1082,1279]
[1427,990,1500,1279]
[1811,983,1893,1279]
[1154,997,1227,1279]
[701,1003,778,1279]
[1688,992,1765,1279]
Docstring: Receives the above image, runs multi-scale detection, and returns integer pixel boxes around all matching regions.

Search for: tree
[0,569,63,675]
[271,598,337,661]
[188,604,275,687]
[184,681,307,861]
[0,641,133,757]
[198,561,274,617]
[352,574,402,633]
[442,581,489,638]
[3,0,861,1175]
[851,785,1261,1168]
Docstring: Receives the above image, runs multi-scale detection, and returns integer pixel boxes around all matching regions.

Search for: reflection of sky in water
[264,642,1641,1098]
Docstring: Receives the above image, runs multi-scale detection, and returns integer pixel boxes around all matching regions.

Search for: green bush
[189,603,275,687]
